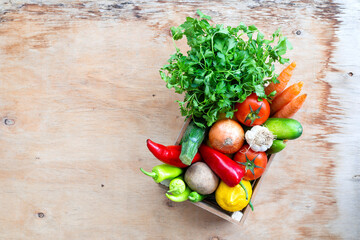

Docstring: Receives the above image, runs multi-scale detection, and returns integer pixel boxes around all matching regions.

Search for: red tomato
[234,93,270,126]
[233,144,267,180]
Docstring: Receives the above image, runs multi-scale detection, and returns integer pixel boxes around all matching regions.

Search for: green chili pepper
[188,191,206,203]
[167,176,186,195]
[166,187,191,202]
[267,139,287,154]
[140,164,183,183]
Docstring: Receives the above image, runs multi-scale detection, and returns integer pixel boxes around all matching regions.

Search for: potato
[184,162,219,195]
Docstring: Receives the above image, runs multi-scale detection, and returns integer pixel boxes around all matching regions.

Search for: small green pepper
[140,164,183,183]
[188,191,206,203]
[267,139,287,154]
[166,187,191,202]
[167,176,186,195]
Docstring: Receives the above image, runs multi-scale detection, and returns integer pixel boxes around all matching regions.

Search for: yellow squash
[215,180,252,212]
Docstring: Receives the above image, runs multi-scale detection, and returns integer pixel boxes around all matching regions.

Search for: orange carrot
[270,81,304,115]
[273,94,307,118]
[265,61,297,98]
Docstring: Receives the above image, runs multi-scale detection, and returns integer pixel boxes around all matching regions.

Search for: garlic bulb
[245,125,274,152]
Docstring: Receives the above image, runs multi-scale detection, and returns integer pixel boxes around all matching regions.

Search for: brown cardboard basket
[159,119,276,225]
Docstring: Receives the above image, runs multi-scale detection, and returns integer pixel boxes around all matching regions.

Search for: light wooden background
[0,0,359,239]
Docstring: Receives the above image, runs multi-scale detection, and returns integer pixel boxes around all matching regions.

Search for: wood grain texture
[0,0,359,239]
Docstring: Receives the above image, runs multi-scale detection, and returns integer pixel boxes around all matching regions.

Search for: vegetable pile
[141,11,306,215]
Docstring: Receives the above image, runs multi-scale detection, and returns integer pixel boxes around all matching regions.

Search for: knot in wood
[3,118,15,125]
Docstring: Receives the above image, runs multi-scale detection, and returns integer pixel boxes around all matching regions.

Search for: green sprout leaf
[160,12,291,127]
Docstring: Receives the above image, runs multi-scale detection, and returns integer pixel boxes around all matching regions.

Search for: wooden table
[0,1,359,239]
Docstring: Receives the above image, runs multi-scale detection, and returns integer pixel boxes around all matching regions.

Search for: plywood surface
[0,0,359,239]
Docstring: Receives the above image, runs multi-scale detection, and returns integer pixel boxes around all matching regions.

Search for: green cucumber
[264,118,303,140]
[179,121,206,165]
[267,140,287,154]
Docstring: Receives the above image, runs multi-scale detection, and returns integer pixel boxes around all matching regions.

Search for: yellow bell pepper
[215,180,252,212]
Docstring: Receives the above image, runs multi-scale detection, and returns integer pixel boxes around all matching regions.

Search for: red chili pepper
[199,144,245,187]
[146,139,202,168]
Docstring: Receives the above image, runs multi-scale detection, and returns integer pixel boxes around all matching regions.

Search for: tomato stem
[237,154,263,177]
[245,103,263,125]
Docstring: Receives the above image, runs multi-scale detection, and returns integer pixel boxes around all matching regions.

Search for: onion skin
[209,119,245,154]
